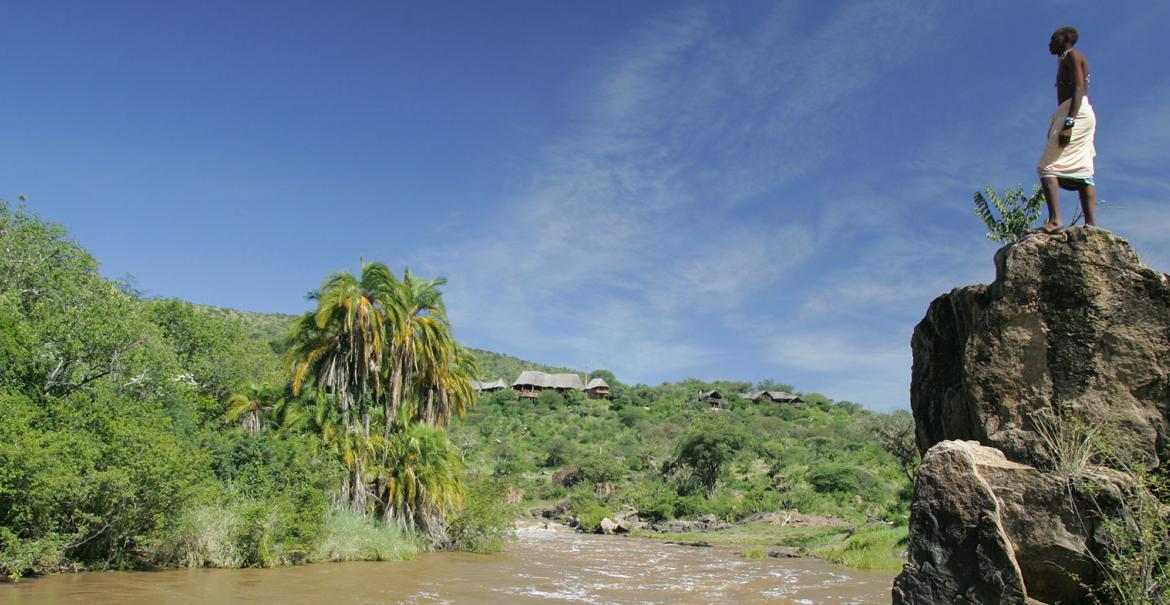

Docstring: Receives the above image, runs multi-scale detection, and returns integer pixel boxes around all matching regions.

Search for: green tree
[225,384,282,434]
[445,478,516,553]
[537,390,565,409]
[383,270,475,428]
[287,262,395,511]
[380,410,466,543]
[673,422,747,497]
[866,410,919,481]
[148,299,284,400]
[589,369,620,387]
[973,185,1045,243]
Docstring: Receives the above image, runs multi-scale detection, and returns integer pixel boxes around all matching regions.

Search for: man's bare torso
[1056,49,1090,105]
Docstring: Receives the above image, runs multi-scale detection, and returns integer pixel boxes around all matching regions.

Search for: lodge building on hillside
[470,371,612,401]
[469,379,507,392]
[512,370,585,400]
[698,390,723,407]
[585,378,611,400]
[738,390,804,405]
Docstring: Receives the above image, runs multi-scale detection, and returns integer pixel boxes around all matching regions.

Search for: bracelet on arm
[1064,116,1076,127]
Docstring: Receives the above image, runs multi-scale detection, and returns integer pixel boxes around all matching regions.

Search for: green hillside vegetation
[456,380,916,570]
[0,199,915,579]
[190,305,299,353]
[467,348,575,383]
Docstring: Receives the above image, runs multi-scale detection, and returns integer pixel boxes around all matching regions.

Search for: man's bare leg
[1040,176,1063,231]
[1078,184,1097,227]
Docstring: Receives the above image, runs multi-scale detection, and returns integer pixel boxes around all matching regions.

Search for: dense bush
[446,478,517,553]
[672,421,748,497]
[806,463,875,494]
[0,202,435,578]
[568,493,611,533]
[0,389,207,574]
[537,390,565,409]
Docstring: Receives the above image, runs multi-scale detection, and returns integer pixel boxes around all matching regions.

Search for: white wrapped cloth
[1037,97,1096,182]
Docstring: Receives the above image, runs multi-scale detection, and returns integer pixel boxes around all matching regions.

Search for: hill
[186,307,573,383]
[467,348,577,382]
[191,304,298,352]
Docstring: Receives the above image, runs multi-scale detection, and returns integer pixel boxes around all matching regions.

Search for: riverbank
[527,510,908,573]
[634,522,908,572]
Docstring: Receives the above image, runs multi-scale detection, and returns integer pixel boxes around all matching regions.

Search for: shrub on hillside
[576,452,626,484]
[484,389,519,407]
[542,437,575,468]
[672,421,748,497]
[628,482,678,522]
[537,390,565,409]
[806,463,875,494]
[618,406,648,428]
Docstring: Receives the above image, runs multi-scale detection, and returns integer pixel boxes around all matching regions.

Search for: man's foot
[1028,223,1065,235]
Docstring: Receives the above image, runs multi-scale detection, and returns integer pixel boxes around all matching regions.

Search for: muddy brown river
[0,524,894,604]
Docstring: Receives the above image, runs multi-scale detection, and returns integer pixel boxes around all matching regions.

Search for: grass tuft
[1031,408,1100,477]
[309,508,420,563]
[814,525,907,572]
[163,504,245,568]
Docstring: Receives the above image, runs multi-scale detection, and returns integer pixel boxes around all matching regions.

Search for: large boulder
[597,517,629,535]
[892,440,1120,605]
[897,228,1165,604]
[911,228,1170,468]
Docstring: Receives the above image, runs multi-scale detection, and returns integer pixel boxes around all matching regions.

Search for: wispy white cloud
[433,1,945,387]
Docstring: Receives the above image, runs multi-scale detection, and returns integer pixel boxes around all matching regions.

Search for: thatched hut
[471,379,507,392]
[512,370,586,400]
[698,390,723,406]
[585,377,611,400]
[738,390,804,405]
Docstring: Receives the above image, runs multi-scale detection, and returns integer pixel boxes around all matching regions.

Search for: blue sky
[4,1,1169,411]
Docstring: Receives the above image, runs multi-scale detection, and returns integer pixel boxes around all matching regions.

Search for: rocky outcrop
[597,517,629,535]
[552,464,584,487]
[896,228,1168,604]
[911,227,1170,468]
[892,440,1122,604]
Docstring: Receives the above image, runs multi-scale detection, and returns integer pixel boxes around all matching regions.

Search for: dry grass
[1031,408,1100,477]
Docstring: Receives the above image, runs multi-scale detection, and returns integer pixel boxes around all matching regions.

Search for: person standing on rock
[1035,26,1097,233]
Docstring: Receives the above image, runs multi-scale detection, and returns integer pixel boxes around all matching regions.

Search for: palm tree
[379,407,467,542]
[268,394,310,436]
[287,262,396,511]
[288,262,477,522]
[415,343,478,427]
[382,269,476,428]
[225,384,275,433]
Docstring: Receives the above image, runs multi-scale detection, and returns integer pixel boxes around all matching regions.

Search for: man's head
[1049,27,1079,54]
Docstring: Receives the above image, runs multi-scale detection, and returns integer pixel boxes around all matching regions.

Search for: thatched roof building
[739,390,804,404]
[585,377,611,399]
[698,390,723,405]
[471,379,507,392]
[512,371,587,399]
[513,371,586,390]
